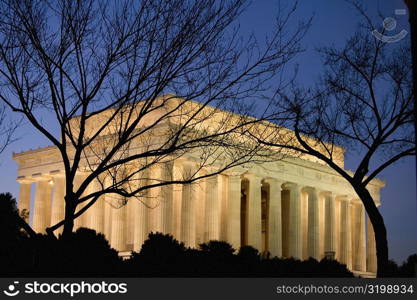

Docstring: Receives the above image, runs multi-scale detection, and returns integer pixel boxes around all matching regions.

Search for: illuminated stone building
[13,97,383,277]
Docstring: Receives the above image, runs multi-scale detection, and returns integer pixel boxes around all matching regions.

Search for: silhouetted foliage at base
[383,259,402,278]
[399,254,417,277]
[378,257,417,278]
[126,232,186,275]
[56,228,121,276]
[125,233,355,277]
[0,194,122,277]
[1,228,122,277]
[0,193,32,275]
[1,194,415,277]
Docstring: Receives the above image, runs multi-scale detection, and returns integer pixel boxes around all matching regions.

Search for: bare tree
[404,1,417,214]
[0,0,309,239]
[0,104,19,156]
[251,4,415,277]
[404,0,416,146]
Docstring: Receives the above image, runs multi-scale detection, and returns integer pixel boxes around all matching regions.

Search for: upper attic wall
[66,95,345,168]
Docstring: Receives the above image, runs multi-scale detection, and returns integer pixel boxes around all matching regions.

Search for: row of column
[103,162,237,252]
[17,166,378,274]
[18,173,103,236]
[238,176,377,274]
[17,162,228,252]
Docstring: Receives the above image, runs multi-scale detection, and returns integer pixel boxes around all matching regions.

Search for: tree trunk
[16,214,37,238]
[61,194,76,240]
[354,185,389,277]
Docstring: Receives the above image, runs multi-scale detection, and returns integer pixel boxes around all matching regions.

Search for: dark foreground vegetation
[1,193,415,277]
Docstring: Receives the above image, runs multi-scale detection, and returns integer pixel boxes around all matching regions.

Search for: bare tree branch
[255,2,414,277]
[0,0,309,238]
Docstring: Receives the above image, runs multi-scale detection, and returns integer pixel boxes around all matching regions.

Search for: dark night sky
[0,0,415,264]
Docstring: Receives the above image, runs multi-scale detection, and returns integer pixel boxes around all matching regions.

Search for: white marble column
[172,161,183,241]
[340,197,352,269]
[110,196,127,251]
[148,164,162,233]
[334,196,341,261]
[226,174,241,251]
[353,202,366,271]
[307,187,320,260]
[288,183,302,259]
[195,170,206,245]
[161,162,174,234]
[205,174,220,241]
[130,168,148,252]
[125,196,135,250]
[73,173,88,230]
[17,179,32,222]
[218,174,228,241]
[33,178,53,233]
[245,173,262,252]
[104,194,113,242]
[88,180,105,235]
[264,178,282,258]
[147,163,174,235]
[324,192,336,257]
[133,196,148,252]
[50,174,65,235]
[180,162,197,247]
[367,216,377,273]
[301,191,308,259]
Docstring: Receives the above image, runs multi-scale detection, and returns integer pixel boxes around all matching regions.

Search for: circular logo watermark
[371,9,408,43]
[3,281,20,297]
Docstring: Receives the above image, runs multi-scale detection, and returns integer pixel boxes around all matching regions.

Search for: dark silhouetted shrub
[57,228,121,276]
[398,254,417,277]
[139,232,185,261]
[0,193,33,276]
[199,241,235,259]
[126,232,186,276]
